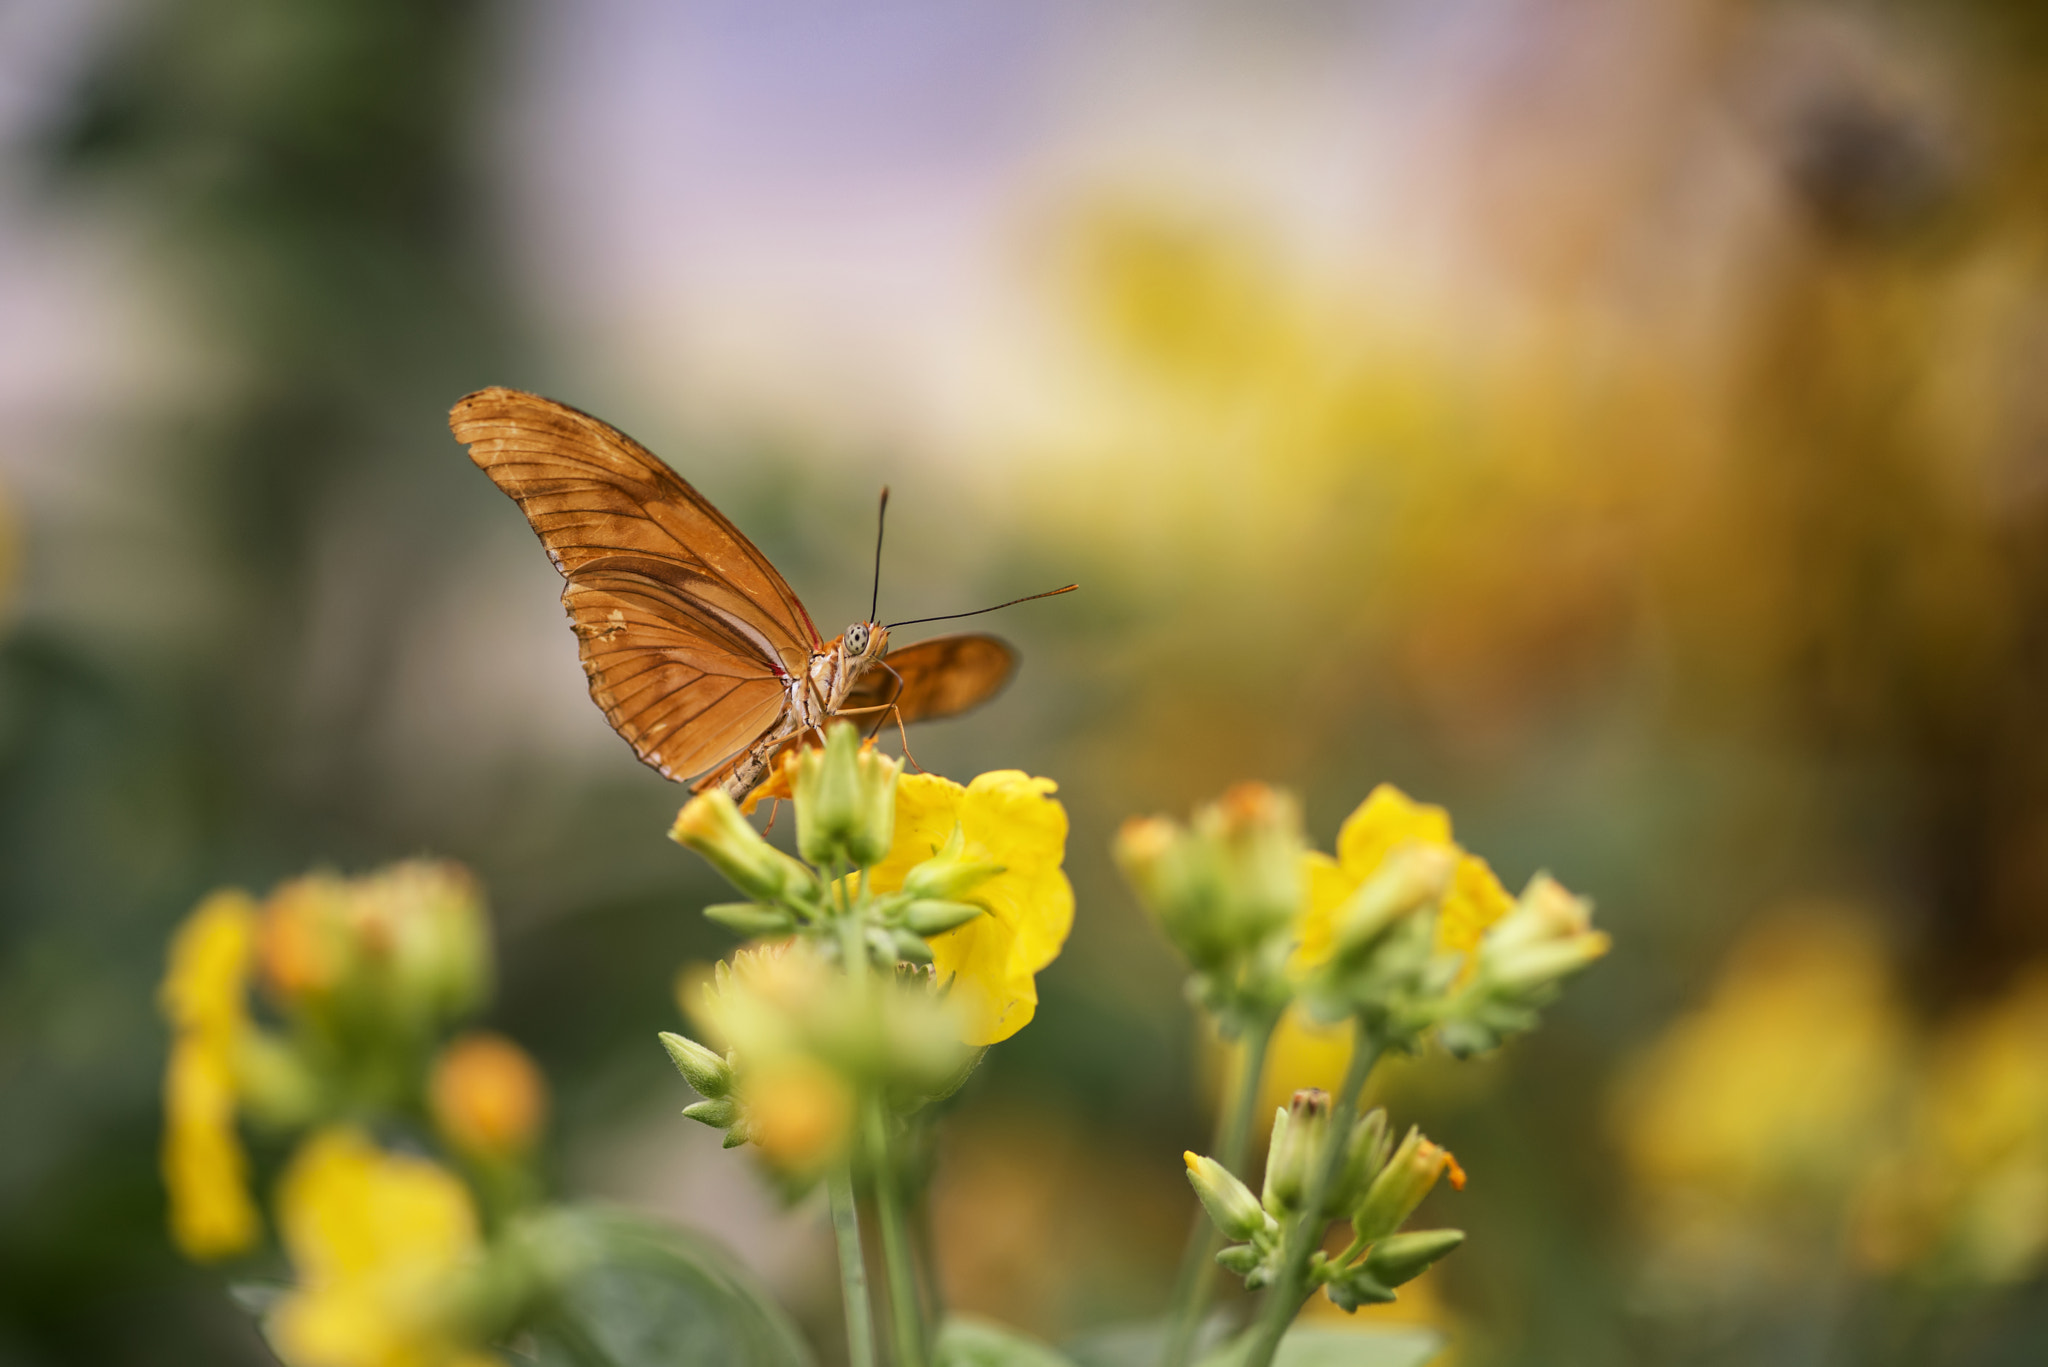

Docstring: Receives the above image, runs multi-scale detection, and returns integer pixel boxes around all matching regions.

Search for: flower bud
[1117,786,1308,972]
[1325,1108,1392,1218]
[429,1032,548,1160]
[1333,844,1456,959]
[671,791,814,904]
[1480,874,1610,989]
[1197,783,1305,936]
[1216,1243,1263,1276]
[1360,1228,1465,1288]
[1263,1089,1331,1215]
[745,1057,856,1174]
[1113,817,1180,903]
[902,898,986,938]
[702,902,800,938]
[794,722,899,868]
[902,824,1003,902]
[659,1031,733,1098]
[1351,1126,1463,1242]
[1185,1151,1269,1242]
[890,927,935,963]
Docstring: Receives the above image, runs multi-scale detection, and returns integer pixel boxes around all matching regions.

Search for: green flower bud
[794,722,899,868]
[902,824,1004,902]
[1361,1228,1465,1288]
[671,792,814,904]
[902,898,985,938]
[659,1031,733,1099]
[233,1028,321,1129]
[1333,844,1456,959]
[1324,1267,1396,1312]
[1216,1243,1263,1276]
[1479,874,1610,990]
[1263,1089,1331,1216]
[1487,934,1611,991]
[1325,1108,1392,1218]
[890,927,934,964]
[682,1096,740,1128]
[1116,785,1306,972]
[702,902,800,938]
[1185,1151,1269,1242]
[1351,1126,1463,1242]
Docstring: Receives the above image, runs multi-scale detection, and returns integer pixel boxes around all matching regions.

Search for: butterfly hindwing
[845,632,1018,725]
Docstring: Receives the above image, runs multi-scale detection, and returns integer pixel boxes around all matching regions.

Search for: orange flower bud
[429,1032,547,1160]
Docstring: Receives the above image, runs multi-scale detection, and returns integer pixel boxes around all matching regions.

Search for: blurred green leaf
[523,1207,812,1367]
[938,1315,1079,1367]
[1198,1325,1443,1367]
[1065,1316,1230,1367]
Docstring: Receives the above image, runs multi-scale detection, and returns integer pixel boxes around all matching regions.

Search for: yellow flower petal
[160,890,261,1261]
[1334,784,1454,884]
[871,770,1074,1045]
[268,1127,488,1367]
[1439,854,1514,955]
[1290,851,1352,972]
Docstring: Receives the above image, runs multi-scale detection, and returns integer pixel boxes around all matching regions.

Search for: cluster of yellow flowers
[1614,909,2048,1306]
[1119,779,1608,1367]
[665,729,1074,1181]
[157,862,546,1367]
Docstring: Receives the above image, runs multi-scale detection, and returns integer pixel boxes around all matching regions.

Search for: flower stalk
[828,1167,879,1367]
[1160,1011,1277,1367]
[1241,1023,1383,1367]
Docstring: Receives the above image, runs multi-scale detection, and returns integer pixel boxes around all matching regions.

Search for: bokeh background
[6,0,2048,1363]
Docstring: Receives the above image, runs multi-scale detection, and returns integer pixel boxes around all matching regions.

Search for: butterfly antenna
[869,487,889,623]
[886,582,1078,630]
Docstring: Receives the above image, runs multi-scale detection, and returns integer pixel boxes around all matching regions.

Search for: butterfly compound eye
[846,623,869,656]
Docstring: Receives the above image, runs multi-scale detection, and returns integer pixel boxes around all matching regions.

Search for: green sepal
[683,1097,739,1128]
[704,901,800,937]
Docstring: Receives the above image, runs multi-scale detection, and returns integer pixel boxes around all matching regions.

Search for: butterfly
[450,387,1072,804]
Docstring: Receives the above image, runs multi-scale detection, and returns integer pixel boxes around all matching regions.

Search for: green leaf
[937,1315,1079,1367]
[1198,1325,1444,1367]
[522,1207,813,1367]
[1065,1316,1231,1367]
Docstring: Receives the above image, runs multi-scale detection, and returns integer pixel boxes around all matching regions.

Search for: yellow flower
[160,890,262,1261]
[867,771,1074,1046]
[267,1127,496,1367]
[1295,784,1511,969]
[1612,909,1904,1201]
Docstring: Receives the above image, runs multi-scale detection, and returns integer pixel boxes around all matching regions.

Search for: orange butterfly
[451,388,1072,803]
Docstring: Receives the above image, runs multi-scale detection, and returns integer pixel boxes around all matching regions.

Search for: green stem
[1160,1012,1278,1367]
[1241,1021,1383,1367]
[829,1168,879,1367]
[868,1101,928,1367]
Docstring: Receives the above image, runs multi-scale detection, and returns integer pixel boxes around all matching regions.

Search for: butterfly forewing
[845,633,1017,724]
[451,388,823,662]
[452,387,820,782]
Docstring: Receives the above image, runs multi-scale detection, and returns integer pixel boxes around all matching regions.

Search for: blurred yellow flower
[160,889,262,1261]
[867,771,1074,1045]
[1296,784,1511,968]
[1613,910,1905,1201]
[267,1127,495,1367]
[429,1033,548,1161]
[1860,969,2048,1284]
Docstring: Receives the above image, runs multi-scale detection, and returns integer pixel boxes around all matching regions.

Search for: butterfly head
[842,620,890,666]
